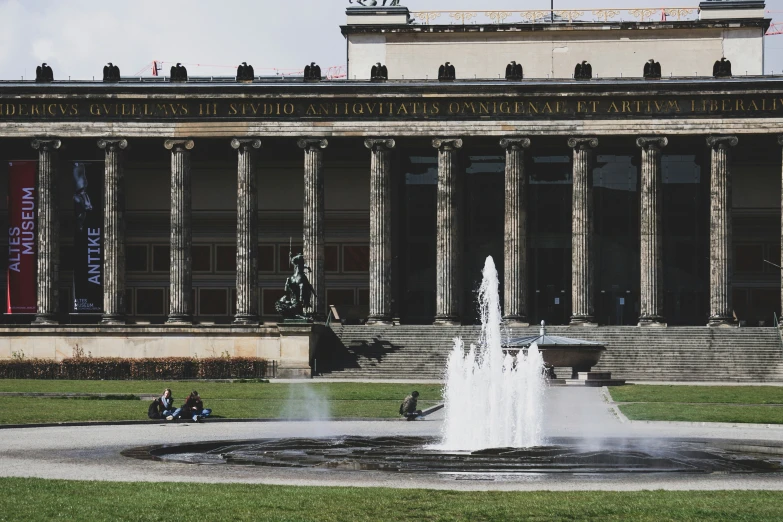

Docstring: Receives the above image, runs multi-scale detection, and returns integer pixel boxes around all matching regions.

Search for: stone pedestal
[365,139,396,325]
[568,137,598,326]
[164,139,194,325]
[277,323,324,378]
[98,139,128,325]
[637,137,667,327]
[31,139,62,325]
[706,136,738,327]
[500,137,531,326]
[232,138,262,325]
[433,138,463,326]
[298,139,328,321]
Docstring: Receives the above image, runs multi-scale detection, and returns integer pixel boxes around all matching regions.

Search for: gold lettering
[479,102,489,114]
[306,104,317,116]
[89,104,100,116]
[30,104,39,116]
[607,102,620,113]
[431,102,440,115]
[284,103,294,115]
[736,99,745,111]
[527,102,539,114]
[318,103,330,115]
[514,102,524,114]
[577,101,586,113]
[229,103,238,115]
[396,104,408,115]
[449,102,460,114]
[710,100,719,111]
[462,102,476,114]
[352,103,364,115]
[667,100,680,112]
[365,103,377,115]
[621,101,631,113]
[499,102,510,114]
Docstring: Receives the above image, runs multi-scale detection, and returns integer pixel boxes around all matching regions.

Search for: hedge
[0,357,273,380]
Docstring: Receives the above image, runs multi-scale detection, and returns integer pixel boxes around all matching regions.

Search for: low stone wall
[0,326,283,362]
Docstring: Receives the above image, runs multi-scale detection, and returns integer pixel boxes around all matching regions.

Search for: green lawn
[609,385,783,424]
[0,381,443,424]
[1,478,782,522]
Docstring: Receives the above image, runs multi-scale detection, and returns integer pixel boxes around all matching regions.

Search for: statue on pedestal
[276,248,316,321]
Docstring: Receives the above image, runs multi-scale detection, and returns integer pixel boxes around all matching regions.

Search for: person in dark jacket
[400,391,422,421]
[172,390,212,422]
[148,388,176,420]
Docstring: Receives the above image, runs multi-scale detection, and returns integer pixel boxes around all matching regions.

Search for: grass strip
[619,403,783,424]
[609,385,783,405]
[0,380,443,401]
[2,478,783,521]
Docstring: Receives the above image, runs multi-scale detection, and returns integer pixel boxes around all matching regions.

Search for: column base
[32,315,58,326]
[638,316,667,327]
[166,314,193,325]
[503,315,530,327]
[434,316,461,326]
[708,316,735,327]
[366,315,393,326]
[569,316,597,326]
[101,315,126,325]
[233,315,260,326]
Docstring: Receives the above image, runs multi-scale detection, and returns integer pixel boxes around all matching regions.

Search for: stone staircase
[315,325,783,382]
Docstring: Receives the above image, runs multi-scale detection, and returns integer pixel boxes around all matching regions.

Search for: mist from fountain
[439,256,546,451]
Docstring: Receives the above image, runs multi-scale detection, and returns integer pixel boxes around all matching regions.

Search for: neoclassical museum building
[1,1,782,374]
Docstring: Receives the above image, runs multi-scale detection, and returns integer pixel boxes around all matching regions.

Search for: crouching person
[172,390,211,422]
[399,390,422,421]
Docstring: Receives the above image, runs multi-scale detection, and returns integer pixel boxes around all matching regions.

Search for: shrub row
[0,357,272,380]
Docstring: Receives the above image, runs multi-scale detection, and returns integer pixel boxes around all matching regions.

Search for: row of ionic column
[29,133,745,327]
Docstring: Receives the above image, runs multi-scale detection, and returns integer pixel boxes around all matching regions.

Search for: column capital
[97,138,128,151]
[297,138,328,150]
[364,138,396,151]
[164,139,195,151]
[432,138,463,151]
[636,137,668,150]
[31,139,61,151]
[567,137,598,150]
[231,138,262,151]
[706,135,738,149]
[499,137,531,150]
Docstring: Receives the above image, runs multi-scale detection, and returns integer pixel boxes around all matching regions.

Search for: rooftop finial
[540,320,546,336]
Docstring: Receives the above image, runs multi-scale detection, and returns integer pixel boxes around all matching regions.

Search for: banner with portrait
[6,161,37,314]
[71,161,104,313]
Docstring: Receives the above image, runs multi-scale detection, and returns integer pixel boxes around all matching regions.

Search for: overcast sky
[1,0,782,79]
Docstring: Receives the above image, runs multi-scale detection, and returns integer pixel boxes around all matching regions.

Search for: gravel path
[2,387,783,491]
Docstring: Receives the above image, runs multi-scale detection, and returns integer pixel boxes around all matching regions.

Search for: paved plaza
[1,387,782,492]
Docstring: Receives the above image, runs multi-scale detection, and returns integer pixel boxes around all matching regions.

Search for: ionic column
[365,138,396,325]
[433,138,463,326]
[31,139,62,325]
[98,139,128,325]
[637,137,668,326]
[500,137,531,326]
[568,137,598,326]
[232,138,262,325]
[707,135,738,327]
[297,138,328,320]
[164,139,194,324]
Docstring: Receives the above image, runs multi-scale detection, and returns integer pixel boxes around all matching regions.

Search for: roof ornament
[349,0,401,5]
[371,62,388,82]
[540,320,546,337]
[438,62,456,81]
[35,63,54,83]
[170,63,188,82]
[713,57,732,78]
[643,59,661,80]
[103,63,120,83]
[574,60,592,80]
[236,62,255,82]
[304,62,322,82]
[505,61,523,81]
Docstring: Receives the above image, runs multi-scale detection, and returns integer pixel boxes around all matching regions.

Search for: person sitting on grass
[399,390,422,421]
[160,388,176,421]
[171,390,212,423]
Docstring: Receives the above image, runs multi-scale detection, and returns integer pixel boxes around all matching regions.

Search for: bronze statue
[371,62,388,81]
[170,63,188,82]
[103,62,121,82]
[304,62,322,81]
[35,63,54,83]
[574,61,592,80]
[643,59,661,80]
[438,62,456,81]
[275,249,317,320]
[236,62,255,82]
[505,61,523,81]
[350,1,401,6]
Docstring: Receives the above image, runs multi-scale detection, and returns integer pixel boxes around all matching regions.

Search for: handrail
[410,8,698,25]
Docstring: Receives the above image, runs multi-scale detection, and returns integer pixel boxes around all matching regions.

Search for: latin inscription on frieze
[1,95,783,121]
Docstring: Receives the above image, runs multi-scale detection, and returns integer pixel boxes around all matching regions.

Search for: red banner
[7,161,36,314]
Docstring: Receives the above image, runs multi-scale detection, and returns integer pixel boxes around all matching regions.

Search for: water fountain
[440,256,546,450]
